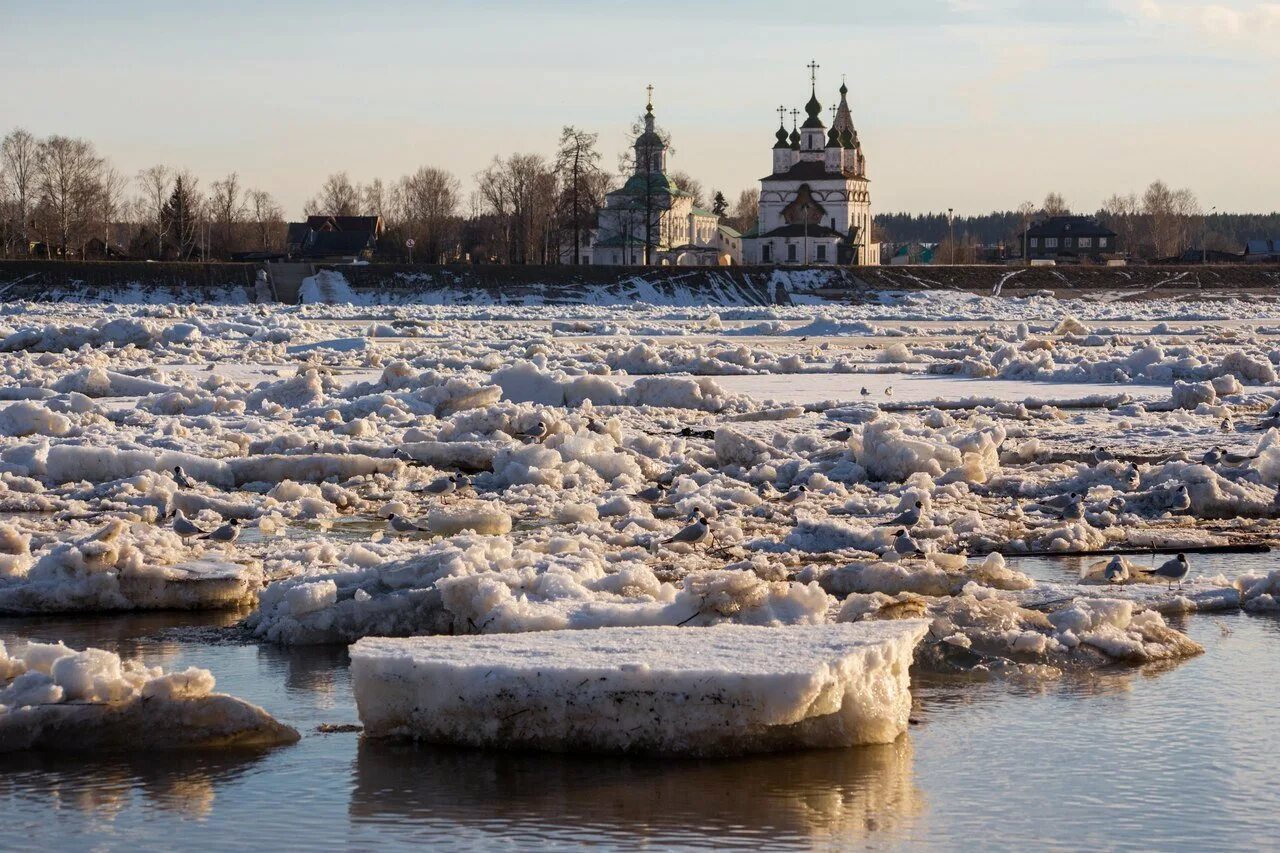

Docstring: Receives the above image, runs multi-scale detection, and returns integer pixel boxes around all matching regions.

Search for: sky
[1,0,1277,217]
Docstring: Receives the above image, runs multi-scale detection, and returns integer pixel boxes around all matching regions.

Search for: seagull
[172,465,196,490]
[1122,465,1140,490]
[1091,446,1115,463]
[423,474,458,497]
[634,484,666,503]
[387,513,426,534]
[1104,556,1129,584]
[524,421,548,443]
[1037,491,1079,511]
[884,386,894,397]
[881,500,923,528]
[1146,554,1190,589]
[1060,499,1086,522]
[172,509,209,542]
[780,485,809,504]
[1168,485,1192,512]
[827,427,853,442]
[393,448,422,466]
[1221,417,1233,433]
[200,518,241,545]
[1201,448,1224,466]
[860,387,870,398]
[663,512,710,547]
[1222,449,1258,466]
[891,529,923,557]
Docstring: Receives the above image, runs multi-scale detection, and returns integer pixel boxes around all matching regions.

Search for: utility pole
[948,208,955,265]
[1204,207,1216,265]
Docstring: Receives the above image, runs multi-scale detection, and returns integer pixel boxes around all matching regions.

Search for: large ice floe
[0,640,298,752]
[351,621,929,757]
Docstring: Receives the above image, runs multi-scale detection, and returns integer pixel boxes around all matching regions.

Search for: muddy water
[0,552,1276,851]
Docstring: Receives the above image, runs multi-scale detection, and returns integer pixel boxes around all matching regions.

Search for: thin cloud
[1133,0,1280,44]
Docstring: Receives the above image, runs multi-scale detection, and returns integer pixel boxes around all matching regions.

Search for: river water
[1,553,1276,851]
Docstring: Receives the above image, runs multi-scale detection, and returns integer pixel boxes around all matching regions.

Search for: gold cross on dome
[807,60,820,86]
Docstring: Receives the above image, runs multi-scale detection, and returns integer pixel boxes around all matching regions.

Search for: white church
[587,95,741,267]
[584,67,877,267]
[741,69,879,266]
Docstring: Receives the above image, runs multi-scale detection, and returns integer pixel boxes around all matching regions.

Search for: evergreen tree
[712,191,728,217]
[161,172,201,259]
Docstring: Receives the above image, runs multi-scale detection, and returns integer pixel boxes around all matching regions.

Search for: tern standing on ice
[424,474,458,498]
[664,511,710,547]
[892,529,923,557]
[172,466,196,490]
[201,518,241,546]
[1146,554,1190,588]
[172,509,208,542]
[387,513,425,534]
[881,500,923,528]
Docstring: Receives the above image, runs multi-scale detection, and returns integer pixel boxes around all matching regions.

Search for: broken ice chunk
[350,621,930,757]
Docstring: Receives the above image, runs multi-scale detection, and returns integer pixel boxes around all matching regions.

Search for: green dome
[774,122,790,149]
[789,126,801,150]
[827,126,842,148]
[841,127,855,149]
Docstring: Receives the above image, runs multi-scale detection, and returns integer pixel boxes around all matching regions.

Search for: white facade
[583,99,741,267]
[743,80,879,266]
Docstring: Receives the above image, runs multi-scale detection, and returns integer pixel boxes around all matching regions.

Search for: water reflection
[0,750,272,820]
[350,737,923,848]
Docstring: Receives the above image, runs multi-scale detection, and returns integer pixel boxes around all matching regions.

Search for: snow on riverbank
[350,621,929,756]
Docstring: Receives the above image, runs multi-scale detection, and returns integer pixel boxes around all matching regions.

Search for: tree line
[878,186,1280,261]
[1,124,761,264]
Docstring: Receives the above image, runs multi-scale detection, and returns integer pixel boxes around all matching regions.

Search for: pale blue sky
[1,0,1276,215]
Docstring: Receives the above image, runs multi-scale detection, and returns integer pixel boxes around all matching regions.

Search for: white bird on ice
[1104,556,1129,584]
[423,474,458,497]
[891,529,923,557]
[1037,491,1079,511]
[828,426,853,442]
[201,518,241,545]
[1168,485,1192,512]
[664,512,710,546]
[172,509,208,541]
[387,513,426,534]
[780,485,809,504]
[172,465,196,490]
[634,484,666,503]
[860,387,870,398]
[884,386,894,397]
[880,500,923,528]
[1145,554,1190,588]
[524,421,548,443]
[1091,446,1115,463]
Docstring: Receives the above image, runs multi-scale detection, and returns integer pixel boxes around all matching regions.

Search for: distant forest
[876,210,1280,251]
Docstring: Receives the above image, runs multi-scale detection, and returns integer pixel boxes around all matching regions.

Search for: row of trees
[0,129,288,261]
[879,185,1280,260]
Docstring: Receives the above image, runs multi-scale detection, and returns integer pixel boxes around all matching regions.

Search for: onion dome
[801,88,825,129]
[827,126,842,148]
[774,122,790,149]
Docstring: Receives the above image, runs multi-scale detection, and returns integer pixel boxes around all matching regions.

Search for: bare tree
[1098,192,1141,257]
[362,178,390,219]
[137,165,172,259]
[732,189,760,236]
[555,126,604,265]
[209,172,244,258]
[668,171,706,209]
[37,135,103,259]
[92,166,128,255]
[247,189,285,251]
[1142,180,1201,258]
[308,172,361,217]
[1042,192,1070,217]
[398,166,460,263]
[1,129,41,257]
[476,154,557,264]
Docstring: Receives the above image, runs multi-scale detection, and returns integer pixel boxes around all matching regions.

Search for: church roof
[613,172,688,199]
[762,160,867,182]
[757,223,846,239]
[718,223,743,239]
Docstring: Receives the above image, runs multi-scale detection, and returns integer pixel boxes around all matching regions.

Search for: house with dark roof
[1245,240,1280,263]
[284,214,383,261]
[1022,216,1118,263]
